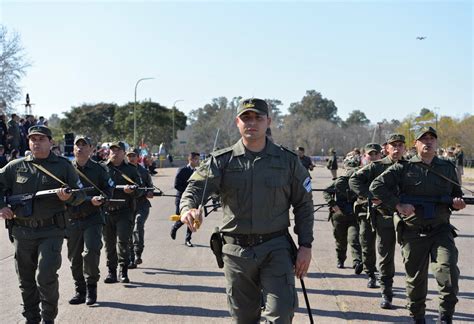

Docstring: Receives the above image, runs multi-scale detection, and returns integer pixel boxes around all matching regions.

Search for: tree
[60,103,118,144]
[419,108,431,117]
[0,25,31,113]
[288,90,339,123]
[345,109,370,126]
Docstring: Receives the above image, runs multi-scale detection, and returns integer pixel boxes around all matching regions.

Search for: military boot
[135,253,142,265]
[86,284,97,305]
[437,314,453,324]
[367,273,378,288]
[379,294,393,309]
[120,265,130,283]
[353,261,363,275]
[104,268,118,284]
[337,260,344,269]
[68,290,86,305]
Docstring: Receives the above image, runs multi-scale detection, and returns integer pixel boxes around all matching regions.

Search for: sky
[1,0,472,124]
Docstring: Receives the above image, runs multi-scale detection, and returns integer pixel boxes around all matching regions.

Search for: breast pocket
[16,172,32,184]
[265,175,290,214]
[221,171,246,213]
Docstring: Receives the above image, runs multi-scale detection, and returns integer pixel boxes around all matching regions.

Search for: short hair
[296,147,305,152]
[189,152,200,159]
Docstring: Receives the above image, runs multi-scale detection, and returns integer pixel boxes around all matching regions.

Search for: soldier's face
[387,141,406,161]
[415,133,437,157]
[74,141,92,159]
[189,156,200,168]
[29,135,52,158]
[235,111,271,142]
[365,151,381,162]
[126,153,138,165]
[109,147,125,164]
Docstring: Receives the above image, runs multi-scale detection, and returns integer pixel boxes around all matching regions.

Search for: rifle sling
[110,165,138,186]
[32,163,67,187]
[74,166,108,198]
[417,163,472,195]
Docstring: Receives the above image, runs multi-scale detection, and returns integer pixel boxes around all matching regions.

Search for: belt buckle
[30,219,39,228]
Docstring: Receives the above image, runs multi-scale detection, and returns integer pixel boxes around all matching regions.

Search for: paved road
[1,166,473,323]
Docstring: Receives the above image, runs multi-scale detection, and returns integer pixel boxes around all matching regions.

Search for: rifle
[114,185,155,191]
[367,197,376,232]
[151,190,178,198]
[399,195,474,219]
[4,187,93,242]
[85,195,126,204]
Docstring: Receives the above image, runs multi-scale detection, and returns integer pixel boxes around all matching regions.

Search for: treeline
[46,90,472,159]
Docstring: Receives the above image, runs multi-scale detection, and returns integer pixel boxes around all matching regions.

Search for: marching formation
[0,98,471,324]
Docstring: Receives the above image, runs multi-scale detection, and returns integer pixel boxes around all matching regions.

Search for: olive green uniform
[0,153,85,322]
[130,164,153,262]
[369,155,462,320]
[66,159,114,295]
[103,161,142,272]
[322,171,362,267]
[180,139,314,324]
[350,156,401,299]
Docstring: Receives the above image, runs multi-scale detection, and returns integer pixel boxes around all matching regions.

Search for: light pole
[172,99,183,141]
[134,77,154,147]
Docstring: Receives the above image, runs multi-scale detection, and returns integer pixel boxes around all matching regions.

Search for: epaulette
[279,145,297,156]
[211,146,233,157]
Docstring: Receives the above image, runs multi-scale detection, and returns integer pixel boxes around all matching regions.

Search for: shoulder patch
[279,145,297,156]
[303,176,312,192]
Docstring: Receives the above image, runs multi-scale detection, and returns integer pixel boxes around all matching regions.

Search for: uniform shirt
[327,153,338,170]
[135,163,153,208]
[349,156,400,215]
[323,169,357,218]
[0,152,85,220]
[70,158,114,218]
[105,160,143,210]
[369,155,462,228]
[180,139,314,246]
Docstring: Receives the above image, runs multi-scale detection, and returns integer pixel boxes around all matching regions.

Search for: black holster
[210,227,224,269]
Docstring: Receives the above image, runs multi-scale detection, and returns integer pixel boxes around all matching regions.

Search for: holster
[210,227,224,269]
[393,213,405,245]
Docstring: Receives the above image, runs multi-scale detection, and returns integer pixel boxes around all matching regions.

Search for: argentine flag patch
[303,177,312,192]
[108,178,115,187]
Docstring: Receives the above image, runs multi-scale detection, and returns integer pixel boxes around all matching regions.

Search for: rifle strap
[110,165,138,186]
[417,163,473,194]
[32,163,67,187]
[74,166,108,198]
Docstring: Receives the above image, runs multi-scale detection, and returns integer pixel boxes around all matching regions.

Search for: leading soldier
[0,125,85,324]
[349,135,406,309]
[179,98,314,323]
[370,126,465,324]
[66,135,114,306]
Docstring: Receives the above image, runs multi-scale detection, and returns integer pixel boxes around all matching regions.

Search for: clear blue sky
[1,0,472,124]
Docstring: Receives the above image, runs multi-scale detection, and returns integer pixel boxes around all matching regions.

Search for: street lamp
[134,77,154,147]
[172,99,183,140]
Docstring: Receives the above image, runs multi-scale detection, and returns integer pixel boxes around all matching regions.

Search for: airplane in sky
[416,36,427,40]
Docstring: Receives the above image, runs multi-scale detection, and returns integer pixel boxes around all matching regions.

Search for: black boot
[120,265,130,283]
[367,274,378,288]
[337,260,344,269]
[437,314,453,324]
[379,294,393,309]
[86,284,97,305]
[135,253,142,265]
[353,261,363,275]
[104,268,117,284]
[68,290,86,305]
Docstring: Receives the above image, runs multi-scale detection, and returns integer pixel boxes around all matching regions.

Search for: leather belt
[222,229,287,247]
[14,216,56,228]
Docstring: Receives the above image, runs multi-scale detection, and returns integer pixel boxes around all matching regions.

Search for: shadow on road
[139,267,224,277]
[94,301,230,318]
[122,281,226,294]
[295,307,412,322]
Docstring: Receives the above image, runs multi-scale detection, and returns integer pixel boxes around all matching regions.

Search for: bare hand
[124,185,135,194]
[371,198,382,206]
[180,208,203,232]
[146,191,154,199]
[396,203,415,217]
[331,206,341,213]
[0,207,14,220]
[91,196,104,206]
[57,188,73,201]
[452,197,466,210]
[295,246,312,279]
